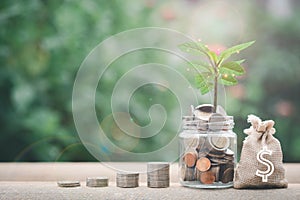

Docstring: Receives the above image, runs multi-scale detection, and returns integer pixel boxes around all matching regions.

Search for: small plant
[179,40,255,113]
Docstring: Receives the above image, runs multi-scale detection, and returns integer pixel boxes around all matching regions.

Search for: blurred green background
[1,0,299,162]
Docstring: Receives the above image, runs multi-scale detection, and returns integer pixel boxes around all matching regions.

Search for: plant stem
[210,59,218,113]
[213,74,218,113]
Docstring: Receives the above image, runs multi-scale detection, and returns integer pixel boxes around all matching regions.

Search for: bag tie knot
[244,114,276,135]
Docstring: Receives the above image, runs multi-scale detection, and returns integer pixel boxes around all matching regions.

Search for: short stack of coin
[86,177,109,187]
[147,162,170,188]
[57,181,81,188]
[116,172,139,188]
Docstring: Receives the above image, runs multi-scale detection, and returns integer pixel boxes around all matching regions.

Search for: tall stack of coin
[116,172,139,188]
[180,104,235,186]
[86,177,109,187]
[147,162,170,188]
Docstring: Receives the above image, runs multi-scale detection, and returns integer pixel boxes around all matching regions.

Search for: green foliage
[179,40,255,111]
[0,0,155,162]
[194,74,213,94]
[178,41,210,57]
[1,0,300,162]
[218,41,255,64]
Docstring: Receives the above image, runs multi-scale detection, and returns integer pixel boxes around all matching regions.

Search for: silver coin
[147,181,170,188]
[209,157,229,165]
[116,182,139,188]
[116,180,139,183]
[86,177,108,187]
[207,148,226,158]
[183,136,199,149]
[116,172,139,188]
[147,162,169,172]
[117,183,139,188]
[148,176,169,180]
[147,170,169,175]
[57,181,80,188]
[182,116,195,121]
[224,156,234,161]
[216,105,227,116]
[117,172,139,177]
[225,149,234,156]
[148,174,169,177]
[210,165,220,182]
[209,136,230,150]
[194,104,214,121]
[208,113,227,131]
[183,167,195,181]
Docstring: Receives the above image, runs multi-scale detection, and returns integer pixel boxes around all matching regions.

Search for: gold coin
[196,157,211,172]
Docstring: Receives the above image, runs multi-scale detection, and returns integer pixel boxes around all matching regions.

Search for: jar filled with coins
[179,104,237,188]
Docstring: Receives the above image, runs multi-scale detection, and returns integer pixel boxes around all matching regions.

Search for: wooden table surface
[0,162,299,200]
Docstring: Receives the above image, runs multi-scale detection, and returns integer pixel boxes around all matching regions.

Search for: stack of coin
[57,181,81,188]
[86,177,108,187]
[147,162,170,188]
[116,172,139,188]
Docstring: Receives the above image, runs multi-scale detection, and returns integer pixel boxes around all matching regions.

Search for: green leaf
[207,51,219,64]
[236,59,245,64]
[219,61,245,76]
[189,61,213,73]
[194,74,213,95]
[219,74,238,86]
[178,42,209,56]
[219,41,255,62]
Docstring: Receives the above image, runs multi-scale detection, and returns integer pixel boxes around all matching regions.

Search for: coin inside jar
[221,168,234,183]
[196,157,211,172]
[193,104,213,121]
[200,171,216,184]
[183,136,199,149]
[184,152,197,167]
[208,113,227,131]
[209,136,230,150]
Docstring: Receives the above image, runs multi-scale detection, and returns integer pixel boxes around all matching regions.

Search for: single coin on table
[196,157,211,172]
[57,181,81,188]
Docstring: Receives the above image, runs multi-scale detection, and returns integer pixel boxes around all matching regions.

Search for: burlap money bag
[234,115,288,189]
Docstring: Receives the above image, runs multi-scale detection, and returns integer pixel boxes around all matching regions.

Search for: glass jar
[179,114,236,188]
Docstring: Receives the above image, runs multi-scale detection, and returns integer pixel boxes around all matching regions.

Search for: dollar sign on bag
[256,146,274,182]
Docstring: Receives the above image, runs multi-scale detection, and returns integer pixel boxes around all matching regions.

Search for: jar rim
[182,115,234,131]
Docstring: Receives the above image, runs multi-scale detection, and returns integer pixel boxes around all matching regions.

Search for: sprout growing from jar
[179,40,255,113]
